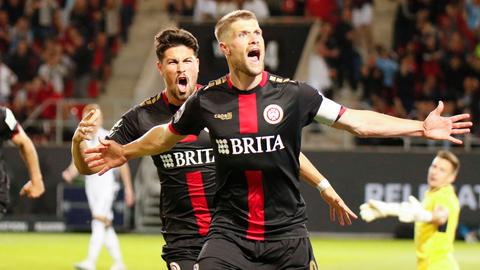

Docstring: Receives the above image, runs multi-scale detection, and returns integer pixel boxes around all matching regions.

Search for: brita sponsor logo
[159,149,215,168]
[215,135,285,155]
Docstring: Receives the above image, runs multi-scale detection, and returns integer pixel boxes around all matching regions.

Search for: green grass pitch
[0,233,478,270]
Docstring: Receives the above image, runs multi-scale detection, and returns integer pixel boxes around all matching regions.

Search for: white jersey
[85,128,119,220]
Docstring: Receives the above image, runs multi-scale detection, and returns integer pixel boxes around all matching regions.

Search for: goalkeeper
[360,150,460,270]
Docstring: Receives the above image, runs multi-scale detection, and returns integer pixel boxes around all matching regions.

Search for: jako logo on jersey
[159,149,214,168]
[263,104,283,124]
[214,112,232,120]
[216,135,285,155]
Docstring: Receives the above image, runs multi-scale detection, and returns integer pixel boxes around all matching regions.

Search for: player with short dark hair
[83,10,471,268]
[0,106,45,218]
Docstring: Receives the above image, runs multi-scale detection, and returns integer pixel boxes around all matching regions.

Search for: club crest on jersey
[263,104,283,124]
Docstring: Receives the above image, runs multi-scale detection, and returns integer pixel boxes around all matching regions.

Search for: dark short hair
[154,28,199,61]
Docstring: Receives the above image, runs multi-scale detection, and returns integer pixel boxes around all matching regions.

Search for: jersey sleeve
[0,107,20,140]
[106,108,140,145]
[298,82,345,126]
[169,92,204,136]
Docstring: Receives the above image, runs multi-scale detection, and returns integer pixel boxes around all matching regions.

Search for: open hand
[320,187,358,226]
[73,109,100,143]
[84,138,127,175]
[423,101,472,144]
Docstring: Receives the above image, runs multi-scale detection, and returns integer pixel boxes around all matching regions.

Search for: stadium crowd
[169,0,480,140]
[2,0,480,144]
[0,0,136,141]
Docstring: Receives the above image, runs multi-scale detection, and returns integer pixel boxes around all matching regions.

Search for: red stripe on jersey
[186,171,212,236]
[10,124,20,139]
[180,135,198,143]
[245,170,265,240]
[259,71,268,87]
[168,123,181,135]
[335,106,346,122]
[238,94,258,134]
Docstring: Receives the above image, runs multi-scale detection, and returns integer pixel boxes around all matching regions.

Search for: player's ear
[219,42,229,56]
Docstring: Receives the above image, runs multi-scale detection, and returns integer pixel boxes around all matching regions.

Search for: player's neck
[228,70,263,91]
[164,89,183,106]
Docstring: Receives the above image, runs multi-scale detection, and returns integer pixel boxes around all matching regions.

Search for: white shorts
[352,3,373,27]
[85,172,119,221]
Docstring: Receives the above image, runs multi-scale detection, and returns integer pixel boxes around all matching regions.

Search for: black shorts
[162,237,205,270]
[197,233,317,270]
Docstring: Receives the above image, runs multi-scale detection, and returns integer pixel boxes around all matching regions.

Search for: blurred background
[1,0,479,252]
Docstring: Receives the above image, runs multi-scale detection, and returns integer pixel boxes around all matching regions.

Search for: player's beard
[172,84,195,102]
[234,59,264,77]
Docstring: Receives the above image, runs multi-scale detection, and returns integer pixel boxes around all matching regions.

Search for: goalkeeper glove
[359,200,400,222]
[398,196,432,223]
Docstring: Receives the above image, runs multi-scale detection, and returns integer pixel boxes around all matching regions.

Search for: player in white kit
[63,104,134,270]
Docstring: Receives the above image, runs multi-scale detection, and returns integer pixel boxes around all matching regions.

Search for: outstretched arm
[85,124,185,175]
[299,152,357,225]
[11,126,45,198]
[331,101,471,144]
[398,196,449,225]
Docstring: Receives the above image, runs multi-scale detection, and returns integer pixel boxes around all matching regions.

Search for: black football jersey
[170,72,344,241]
[107,91,216,242]
[0,107,20,206]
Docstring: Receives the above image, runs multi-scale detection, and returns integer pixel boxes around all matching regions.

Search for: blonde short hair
[214,10,258,42]
[436,150,460,175]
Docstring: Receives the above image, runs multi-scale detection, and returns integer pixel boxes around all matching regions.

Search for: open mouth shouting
[247,48,261,64]
[177,75,189,93]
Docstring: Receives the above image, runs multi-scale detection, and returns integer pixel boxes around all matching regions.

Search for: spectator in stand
[167,0,195,17]
[352,0,373,54]
[120,0,136,42]
[394,54,416,116]
[415,75,442,121]
[9,16,33,54]
[38,46,68,95]
[360,52,383,106]
[240,0,270,20]
[465,0,480,32]
[335,7,360,91]
[305,0,337,24]
[68,0,93,41]
[68,28,93,98]
[25,0,58,42]
[193,0,217,22]
[0,55,18,104]
[6,39,40,84]
[375,45,398,94]
[216,0,239,18]
[103,0,122,56]
[307,36,333,97]
[2,0,25,26]
[90,32,112,96]
[458,76,480,130]
[0,10,11,53]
